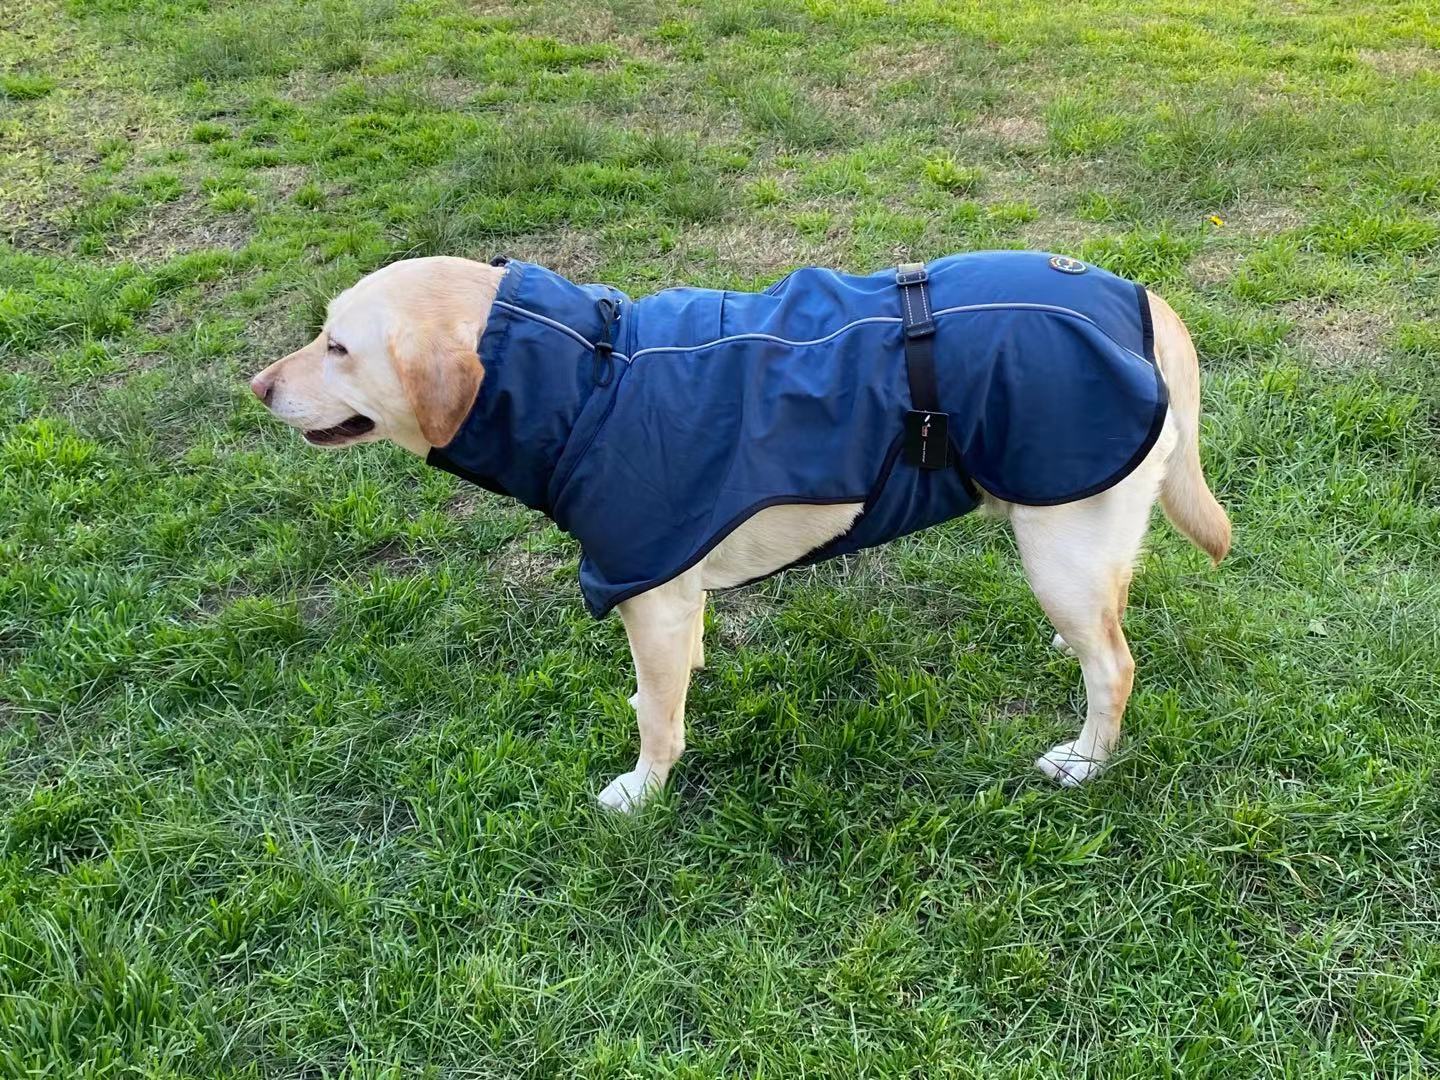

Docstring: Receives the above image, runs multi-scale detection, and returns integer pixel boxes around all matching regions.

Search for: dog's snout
[250,372,274,406]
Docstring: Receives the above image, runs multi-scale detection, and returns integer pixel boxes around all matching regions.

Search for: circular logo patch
[1049,255,1088,275]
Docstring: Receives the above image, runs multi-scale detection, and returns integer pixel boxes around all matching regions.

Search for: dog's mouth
[303,414,375,446]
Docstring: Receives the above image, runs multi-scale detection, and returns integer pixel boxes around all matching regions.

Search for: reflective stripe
[628,301,1132,361]
[630,316,902,361]
[496,299,1143,368]
[493,300,632,364]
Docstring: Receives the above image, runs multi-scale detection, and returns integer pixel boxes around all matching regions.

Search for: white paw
[1051,633,1076,657]
[597,766,663,812]
[628,691,640,711]
[1036,742,1106,787]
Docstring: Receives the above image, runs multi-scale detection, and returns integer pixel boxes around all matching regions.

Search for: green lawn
[3,0,1439,1074]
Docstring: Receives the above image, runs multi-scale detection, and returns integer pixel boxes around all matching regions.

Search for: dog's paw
[597,767,662,812]
[1051,632,1076,657]
[1036,742,1105,787]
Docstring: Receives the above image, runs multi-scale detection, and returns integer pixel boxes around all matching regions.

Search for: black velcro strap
[896,262,947,470]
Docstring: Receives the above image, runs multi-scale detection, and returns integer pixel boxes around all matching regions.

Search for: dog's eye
[327,340,347,356]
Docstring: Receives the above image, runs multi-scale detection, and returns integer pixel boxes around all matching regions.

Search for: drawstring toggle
[592,297,620,387]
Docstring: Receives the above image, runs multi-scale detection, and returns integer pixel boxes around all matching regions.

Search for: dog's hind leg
[601,566,705,811]
[1009,437,1168,785]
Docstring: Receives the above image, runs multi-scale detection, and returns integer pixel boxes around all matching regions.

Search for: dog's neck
[425,261,627,517]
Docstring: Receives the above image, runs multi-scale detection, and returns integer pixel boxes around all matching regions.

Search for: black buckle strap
[896,262,947,470]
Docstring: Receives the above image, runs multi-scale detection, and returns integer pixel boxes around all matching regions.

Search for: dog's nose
[250,373,274,405]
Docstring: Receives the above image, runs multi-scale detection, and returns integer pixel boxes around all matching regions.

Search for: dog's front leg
[599,568,705,812]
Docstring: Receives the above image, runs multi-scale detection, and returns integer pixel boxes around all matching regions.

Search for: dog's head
[250,256,499,453]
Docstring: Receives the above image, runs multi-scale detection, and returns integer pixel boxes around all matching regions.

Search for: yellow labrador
[251,256,1229,811]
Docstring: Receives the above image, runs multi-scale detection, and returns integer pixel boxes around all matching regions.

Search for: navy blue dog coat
[429,251,1168,617]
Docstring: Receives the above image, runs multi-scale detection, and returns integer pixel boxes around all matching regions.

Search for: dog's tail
[1148,290,1231,564]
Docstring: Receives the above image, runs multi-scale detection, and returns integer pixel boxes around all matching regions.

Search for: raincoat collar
[425,261,627,514]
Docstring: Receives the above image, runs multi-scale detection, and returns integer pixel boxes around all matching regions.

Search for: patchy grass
[1,72,56,100]
[2,0,1439,1075]
[923,154,983,196]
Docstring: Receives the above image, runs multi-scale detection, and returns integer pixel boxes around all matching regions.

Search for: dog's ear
[388,320,483,447]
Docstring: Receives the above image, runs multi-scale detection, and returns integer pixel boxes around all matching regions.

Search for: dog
[250,251,1229,811]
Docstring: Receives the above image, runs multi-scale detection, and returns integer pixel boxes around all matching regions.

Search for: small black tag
[905,410,949,470]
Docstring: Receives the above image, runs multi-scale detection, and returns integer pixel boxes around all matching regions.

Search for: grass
[2,0,1439,1074]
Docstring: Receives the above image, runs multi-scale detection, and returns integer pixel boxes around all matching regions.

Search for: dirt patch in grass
[1187,246,1244,289]
[276,67,355,105]
[1357,48,1438,78]
[532,5,622,46]
[490,536,573,590]
[498,227,605,279]
[858,39,964,86]
[445,487,491,518]
[112,195,254,263]
[660,218,852,282]
[1284,299,1393,368]
[362,539,433,578]
[709,585,782,649]
[969,114,1046,148]
[1224,199,1306,238]
[1,88,186,243]
[266,164,311,200]
[1018,212,1104,257]
[6,183,252,262]
[3,152,96,253]
[416,75,484,108]
[3,211,71,254]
